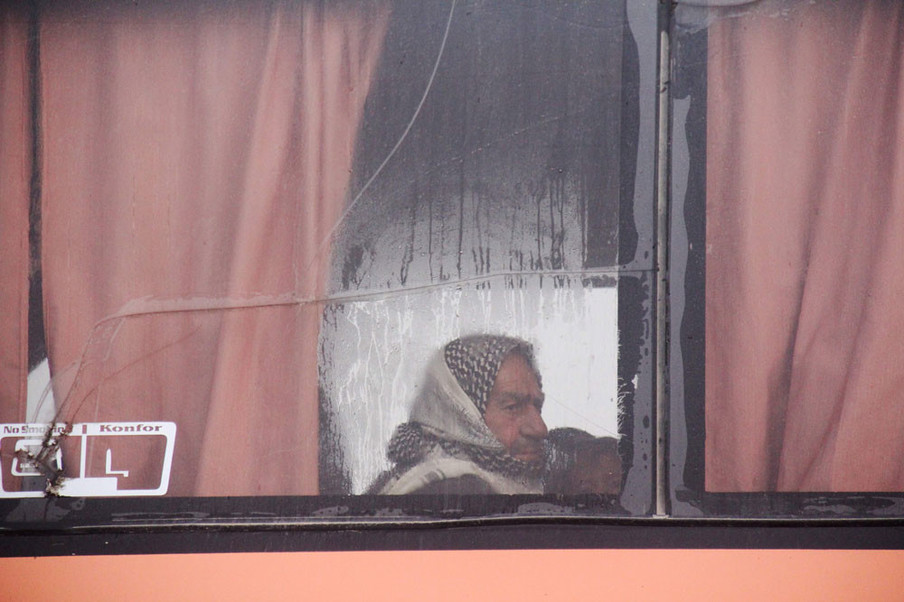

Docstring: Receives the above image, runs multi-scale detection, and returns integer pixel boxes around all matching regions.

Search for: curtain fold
[706,0,904,491]
[22,0,388,495]
[0,5,31,425]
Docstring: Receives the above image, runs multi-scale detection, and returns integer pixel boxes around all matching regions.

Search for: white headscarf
[376,335,545,494]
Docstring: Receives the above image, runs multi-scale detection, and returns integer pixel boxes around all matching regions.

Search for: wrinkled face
[483,353,548,463]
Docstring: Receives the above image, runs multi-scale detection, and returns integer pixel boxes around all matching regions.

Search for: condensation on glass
[322,0,636,498]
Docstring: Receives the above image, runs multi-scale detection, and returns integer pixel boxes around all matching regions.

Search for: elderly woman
[370,335,548,495]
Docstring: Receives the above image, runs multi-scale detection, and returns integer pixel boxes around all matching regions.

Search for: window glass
[670,0,904,516]
[321,0,647,503]
[0,0,656,524]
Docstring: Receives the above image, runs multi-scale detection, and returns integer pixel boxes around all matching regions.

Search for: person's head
[546,427,621,495]
[444,335,548,463]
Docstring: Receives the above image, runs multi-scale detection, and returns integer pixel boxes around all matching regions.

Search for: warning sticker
[0,422,176,498]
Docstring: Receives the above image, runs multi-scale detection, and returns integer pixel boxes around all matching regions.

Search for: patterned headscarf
[385,335,545,480]
[443,335,541,414]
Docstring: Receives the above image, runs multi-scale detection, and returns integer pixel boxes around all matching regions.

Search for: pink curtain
[0,5,30,426]
[1,1,388,496]
[706,0,904,491]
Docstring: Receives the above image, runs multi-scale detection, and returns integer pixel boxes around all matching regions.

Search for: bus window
[671,0,904,516]
[0,0,655,525]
